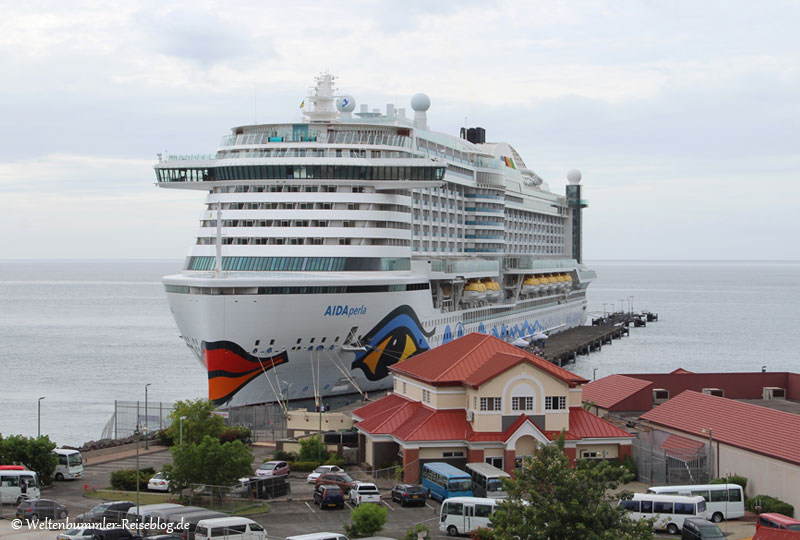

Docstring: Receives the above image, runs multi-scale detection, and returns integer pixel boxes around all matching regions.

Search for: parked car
[285,533,348,540]
[58,527,102,540]
[148,472,170,492]
[391,483,426,507]
[313,484,345,510]
[90,528,141,540]
[255,461,290,477]
[76,501,135,524]
[756,513,800,531]
[349,482,381,506]
[307,465,344,484]
[314,472,356,494]
[16,498,68,521]
[681,518,725,539]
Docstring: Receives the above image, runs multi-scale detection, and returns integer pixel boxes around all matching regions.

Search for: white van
[439,497,499,536]
[285,533,348,540]
[126,503,184,524]
[646,483,745,522]
[54,449,84,480]
[0,468,40,504]
[195,517,266,540]
[619,493,707,535]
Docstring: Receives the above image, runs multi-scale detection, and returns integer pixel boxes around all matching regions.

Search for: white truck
[349,482,381,506]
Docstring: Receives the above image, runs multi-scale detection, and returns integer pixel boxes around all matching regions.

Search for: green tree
[165,399,225,446]
[0,435,58,484]
[344,503,388,538]
[403,524,430,540]
[490,434,654,540]
[164,435,253,495]
[298,435,329,462]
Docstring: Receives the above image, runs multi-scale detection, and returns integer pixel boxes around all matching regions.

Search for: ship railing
[162,153,216,162]
[220,131,412,148]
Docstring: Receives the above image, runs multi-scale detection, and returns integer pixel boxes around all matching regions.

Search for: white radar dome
[337,95,356,112]
[411,93,431,111]
[567,169,582,184]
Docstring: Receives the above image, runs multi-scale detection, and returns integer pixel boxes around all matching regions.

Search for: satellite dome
[337,95,356,112]
[567,169,582,184]
[410,93,431,111]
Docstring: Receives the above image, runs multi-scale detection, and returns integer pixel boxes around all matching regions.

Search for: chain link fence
[101,401,287,442]
[632,431,711,486]
[101,401,178,440]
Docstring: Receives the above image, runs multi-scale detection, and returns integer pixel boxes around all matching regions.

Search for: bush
[344,503,388,538]
[325,453,345,468]
[403,524,429,540]
[299,435,330,462]
[711,475,748,492]
[747,495,794,517]
[274,450,297,462]
[110,467,156,491]
[220,426,251,444]
[157,429,174,447]
[469,527,494,540]
[289,461,321,472]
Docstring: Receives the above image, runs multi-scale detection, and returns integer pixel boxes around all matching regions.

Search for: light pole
[593,368,598,382]
[602,303,607,317]
[702,427,714,481]
[179,415,187,446]
[144,383,152,450]
[37,397,45,437]
[134,425,141,517]
[629,296,635,314]
[619,299,624,313]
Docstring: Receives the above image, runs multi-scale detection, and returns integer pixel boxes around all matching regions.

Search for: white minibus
[619,493,707,535]
[646,484,744,522]
[465,462,510,499]
[0,467,40,504]
[54,448,84,480]
[285,533,348,540]
[439,497,499,536]
[195,517,266,540]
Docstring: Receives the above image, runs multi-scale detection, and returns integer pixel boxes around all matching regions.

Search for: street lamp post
[629,295,635,314]
[179,415,187,446]
[602,303,607,317]
[134,425,141,517]
[593,368,598,382]
[37,397,45,437]
[145,383,152,450]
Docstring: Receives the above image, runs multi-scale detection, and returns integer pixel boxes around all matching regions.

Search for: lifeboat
[522,275,539,294]
[543,273,557,292]
[482,278,501,301]
[462,280,487,302]
[556,273,569,290]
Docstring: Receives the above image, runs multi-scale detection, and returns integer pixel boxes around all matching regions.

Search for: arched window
[509,382,536,412]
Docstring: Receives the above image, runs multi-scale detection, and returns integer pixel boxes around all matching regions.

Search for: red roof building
[640,390,800,518]
[352,333,633,482]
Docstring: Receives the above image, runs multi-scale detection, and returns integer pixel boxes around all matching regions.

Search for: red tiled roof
[660,434,705,460]
[669,368,694,374]
[389,333,588,387]
[566,407,634,439]
[582,375,653,409]
[355,395,631,444]
[641,391,800,466]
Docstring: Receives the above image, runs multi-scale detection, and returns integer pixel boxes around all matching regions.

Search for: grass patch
[87,489,176,505]
[231,502,269,516]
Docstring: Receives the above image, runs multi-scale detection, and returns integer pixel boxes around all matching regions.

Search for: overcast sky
[1,0,798,260]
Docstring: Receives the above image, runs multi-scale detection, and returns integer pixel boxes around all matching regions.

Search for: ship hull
[166,279,587,406]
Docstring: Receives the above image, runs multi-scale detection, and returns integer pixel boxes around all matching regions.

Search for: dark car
[391,483,426,507]
[91,528,141,540]
[16,498,69,521]
[314,472,356,494]
[681,518,724,539]
[313,484,345,509]
[76,501,135,524]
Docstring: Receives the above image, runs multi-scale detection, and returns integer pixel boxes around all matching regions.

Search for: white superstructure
[155,74,596,407]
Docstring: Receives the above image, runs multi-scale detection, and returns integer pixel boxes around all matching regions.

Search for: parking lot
[0,448,452,540]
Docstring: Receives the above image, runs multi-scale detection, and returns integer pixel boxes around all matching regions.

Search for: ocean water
[1,260,798,446]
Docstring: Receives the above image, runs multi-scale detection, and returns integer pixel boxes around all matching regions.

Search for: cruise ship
[155,74,596,407]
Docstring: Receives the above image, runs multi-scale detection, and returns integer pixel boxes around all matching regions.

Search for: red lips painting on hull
[203,341,288,405]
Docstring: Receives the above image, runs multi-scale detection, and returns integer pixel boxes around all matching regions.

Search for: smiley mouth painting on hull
[203,341,289,405]
[351,305,434,381]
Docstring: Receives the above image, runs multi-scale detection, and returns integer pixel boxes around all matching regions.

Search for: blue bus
[421,462,473,502]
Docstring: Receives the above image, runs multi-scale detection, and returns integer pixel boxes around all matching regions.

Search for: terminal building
[352,333,633,482]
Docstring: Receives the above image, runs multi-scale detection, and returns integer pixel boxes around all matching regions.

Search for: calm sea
[1,260,798,446]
